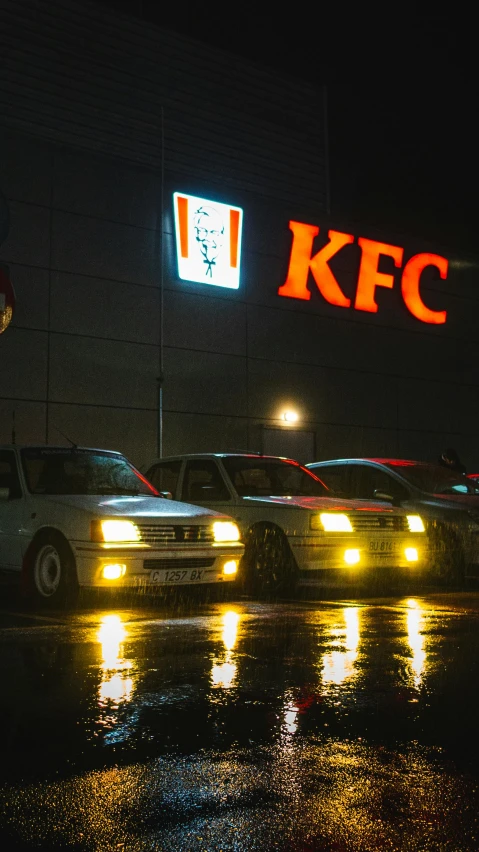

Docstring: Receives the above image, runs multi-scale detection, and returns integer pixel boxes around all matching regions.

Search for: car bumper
[289,534,426,574]
[73,542,244,588]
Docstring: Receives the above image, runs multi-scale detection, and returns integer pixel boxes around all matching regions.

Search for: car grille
[144,558,215,570]
[350,514,409,532]
[135,523,214,544]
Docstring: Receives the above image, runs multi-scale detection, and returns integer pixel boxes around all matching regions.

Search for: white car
[0,445,243,607]
[144,453,427,594]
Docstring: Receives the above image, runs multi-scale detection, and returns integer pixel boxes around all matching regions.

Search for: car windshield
[21,448,157,496]
[383,461,479,496]
[222,457,329,497]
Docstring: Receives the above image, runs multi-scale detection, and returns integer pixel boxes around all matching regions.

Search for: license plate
[149,568,206,585]
[369,540,396,554]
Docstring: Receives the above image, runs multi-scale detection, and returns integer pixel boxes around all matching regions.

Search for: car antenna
[53,425,78,449]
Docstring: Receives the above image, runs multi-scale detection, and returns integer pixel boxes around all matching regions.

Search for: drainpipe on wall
[157,106,165,458]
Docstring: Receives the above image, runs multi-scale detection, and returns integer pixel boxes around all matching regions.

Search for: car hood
[241,495,405,513]
[33,494,225,520]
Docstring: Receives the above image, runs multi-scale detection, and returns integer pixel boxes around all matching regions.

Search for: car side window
[232,465,272,496]
[353,465,409,502]
[182,460,230,502]
[0,451,22,499]
[146,461,182,496]
[313,465,348,496]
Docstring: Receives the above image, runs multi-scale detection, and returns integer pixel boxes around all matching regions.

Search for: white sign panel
[173,193,243,289]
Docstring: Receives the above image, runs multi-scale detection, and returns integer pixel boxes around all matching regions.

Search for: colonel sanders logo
[194,205,224,278]
[174,193,243,290]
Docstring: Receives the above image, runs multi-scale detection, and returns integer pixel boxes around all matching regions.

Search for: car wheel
[28,532,79,608]
[242,524,298,597]
[429,523,465,586]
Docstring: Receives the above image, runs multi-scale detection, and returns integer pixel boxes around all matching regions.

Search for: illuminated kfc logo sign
[173,193,243,289]
[278,221,448,325]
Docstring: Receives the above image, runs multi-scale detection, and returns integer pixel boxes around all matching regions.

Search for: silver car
[307,457,479,584]
[144,453,427,595]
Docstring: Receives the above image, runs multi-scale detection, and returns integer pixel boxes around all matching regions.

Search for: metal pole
[157,105,165,458]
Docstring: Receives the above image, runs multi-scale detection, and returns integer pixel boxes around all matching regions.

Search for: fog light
[102,563,126,580]
[223,560,238,575]
[405,548,419,563]
[344,549,360,565]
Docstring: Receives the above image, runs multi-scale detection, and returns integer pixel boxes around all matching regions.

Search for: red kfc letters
[278,220,448,325]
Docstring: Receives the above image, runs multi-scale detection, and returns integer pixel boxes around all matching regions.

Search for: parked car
[0,445,243,607]
[307,458,479,583]
[143,453,427,595]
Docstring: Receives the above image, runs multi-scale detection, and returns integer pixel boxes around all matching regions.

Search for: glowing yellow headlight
[92,519,140,542]
[213,521,241,542]
[223,560,238,575]
[405,547,419,562]
[407,515,425,533]
[319,513,353,532]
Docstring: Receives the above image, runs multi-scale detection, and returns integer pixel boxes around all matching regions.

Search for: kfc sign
[278,221,448,325]
[173,193,243,290]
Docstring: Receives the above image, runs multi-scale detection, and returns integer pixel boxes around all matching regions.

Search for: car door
[0,449,25,573]
[348,464,411,505]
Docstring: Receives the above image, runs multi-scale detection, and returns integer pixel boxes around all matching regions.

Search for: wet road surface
[1,588,479,850]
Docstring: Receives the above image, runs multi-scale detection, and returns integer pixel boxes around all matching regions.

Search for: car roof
[309,458,434,468]
[150,452,301,463]
[0,444,124,456]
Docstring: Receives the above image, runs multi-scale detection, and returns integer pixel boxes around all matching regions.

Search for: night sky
[92,2,478,256]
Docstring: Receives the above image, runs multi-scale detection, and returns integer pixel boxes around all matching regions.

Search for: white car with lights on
[0,445,243,607]
[143,453,427,595]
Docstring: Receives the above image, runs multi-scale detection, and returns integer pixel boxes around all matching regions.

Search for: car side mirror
[158,491,173,500]
[373,489,395,502]
[0,487,10,501]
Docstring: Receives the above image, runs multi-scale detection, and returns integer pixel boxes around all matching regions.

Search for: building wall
[1,0,479,471]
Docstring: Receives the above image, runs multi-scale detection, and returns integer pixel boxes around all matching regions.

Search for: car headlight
[407,515,425,533]
[311,513,353,532]
[91,519,140,542]
[213,521,241,542]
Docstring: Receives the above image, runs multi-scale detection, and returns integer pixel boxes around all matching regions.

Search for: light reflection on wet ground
[1,592,479,850]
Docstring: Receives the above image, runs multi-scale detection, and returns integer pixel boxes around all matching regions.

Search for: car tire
[27,532,79,608]
[241,524,298,598]
[429,523,465,586]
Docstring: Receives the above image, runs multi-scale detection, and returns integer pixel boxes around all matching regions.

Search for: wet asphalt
[1,584,479,851]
